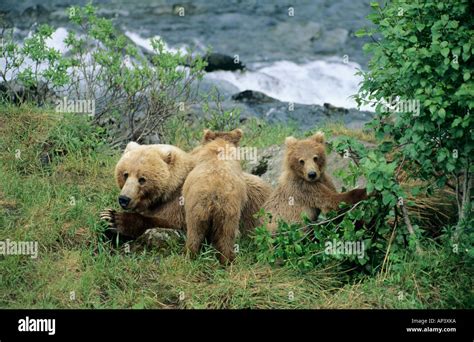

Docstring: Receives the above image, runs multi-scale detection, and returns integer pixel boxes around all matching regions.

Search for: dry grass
[322,122,376,143]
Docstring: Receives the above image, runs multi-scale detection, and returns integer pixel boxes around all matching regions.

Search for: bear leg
[212,217,239,264]
[100,209,176,239]
[184,219,207,258]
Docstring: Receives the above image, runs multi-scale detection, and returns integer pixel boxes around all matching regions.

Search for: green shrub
[0,3,206,146]
[356,0,473,231]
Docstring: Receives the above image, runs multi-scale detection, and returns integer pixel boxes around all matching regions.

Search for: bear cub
[263,132,367,232]
[183,129,247,264]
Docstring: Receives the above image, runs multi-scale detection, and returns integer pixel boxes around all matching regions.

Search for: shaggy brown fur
[263,132,367,232]
[190,131,272,235]
[183,129,247,264]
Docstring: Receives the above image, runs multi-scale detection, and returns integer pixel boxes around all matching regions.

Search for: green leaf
[415,23,425,32]
[452,117,462,127]
[446,162,456,172]
[439,108,446,118]
[440,48,450,57]
[355,29,367,37]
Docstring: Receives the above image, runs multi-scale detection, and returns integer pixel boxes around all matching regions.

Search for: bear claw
[99,209,119,233]
[99,209,135,244]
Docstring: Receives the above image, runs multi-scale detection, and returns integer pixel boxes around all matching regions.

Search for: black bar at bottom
[0,309,471,341]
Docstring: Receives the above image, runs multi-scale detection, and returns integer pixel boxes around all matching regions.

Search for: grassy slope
[0,105,472,309]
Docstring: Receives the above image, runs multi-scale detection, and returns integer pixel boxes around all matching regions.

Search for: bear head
[191,128,243,159]
[114,142,194,211]
[201,128,243,146]
[283,132,327,182]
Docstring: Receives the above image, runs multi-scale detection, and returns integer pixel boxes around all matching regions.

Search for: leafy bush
[0,25,71,104]
[0,3,206,146]
[200,88,241,131]
[254,196,403,275]
[356,0,473,232]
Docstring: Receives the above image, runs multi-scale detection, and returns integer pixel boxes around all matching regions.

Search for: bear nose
[308,171,317,180]
[118,195,131,209]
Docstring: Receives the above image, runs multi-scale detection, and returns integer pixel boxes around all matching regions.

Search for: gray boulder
[131,228,184,254]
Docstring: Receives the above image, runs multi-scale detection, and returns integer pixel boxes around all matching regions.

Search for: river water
[1,0,374,111]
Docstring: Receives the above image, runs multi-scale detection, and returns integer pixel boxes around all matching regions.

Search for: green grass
[162,114,374,152]
[318,121,376,143]
[0,104,472,308]
[162,113,300,151]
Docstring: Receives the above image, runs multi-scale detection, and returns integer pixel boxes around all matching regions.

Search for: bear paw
[100,208,119,232]
[99,208,135,243]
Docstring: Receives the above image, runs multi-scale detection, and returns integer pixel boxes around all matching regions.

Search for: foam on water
[45,27,69,54]
[125,31,187,55]
[205,59,373,111]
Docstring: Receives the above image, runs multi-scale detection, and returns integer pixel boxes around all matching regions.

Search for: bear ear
[232,128,243,139]
[203,129,216,142]
[124,141,140,153]
[285,136,297,146]
[162,150,175,165]
[311,131,325,144]
[229,128,243,144]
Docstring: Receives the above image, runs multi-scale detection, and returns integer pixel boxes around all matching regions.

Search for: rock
[197,76,240,99]
[0,10,13,27]
[204,53,245,72]
[49,9,69,21]
[96,8,129,18]
[246,145,282,187]
[239,100,373,131]
[213,13,255,31]
[186,91,374,133]
[131,228,185,254]
[0,81,57,105]
[231,90,278,104]
[141,132,162,145]
[324,102,349,115]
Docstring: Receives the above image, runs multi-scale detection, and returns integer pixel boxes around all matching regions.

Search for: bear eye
[138,177,146,185]
[123,172,129,180]
[299,159,305,165]
[313,156,319,162]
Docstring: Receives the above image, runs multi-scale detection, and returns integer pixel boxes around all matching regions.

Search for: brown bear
[183,129,247,263]
[100,142,191,237]
[189,131,270,235]
[263,132,367,232]
[100,140,271,240]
